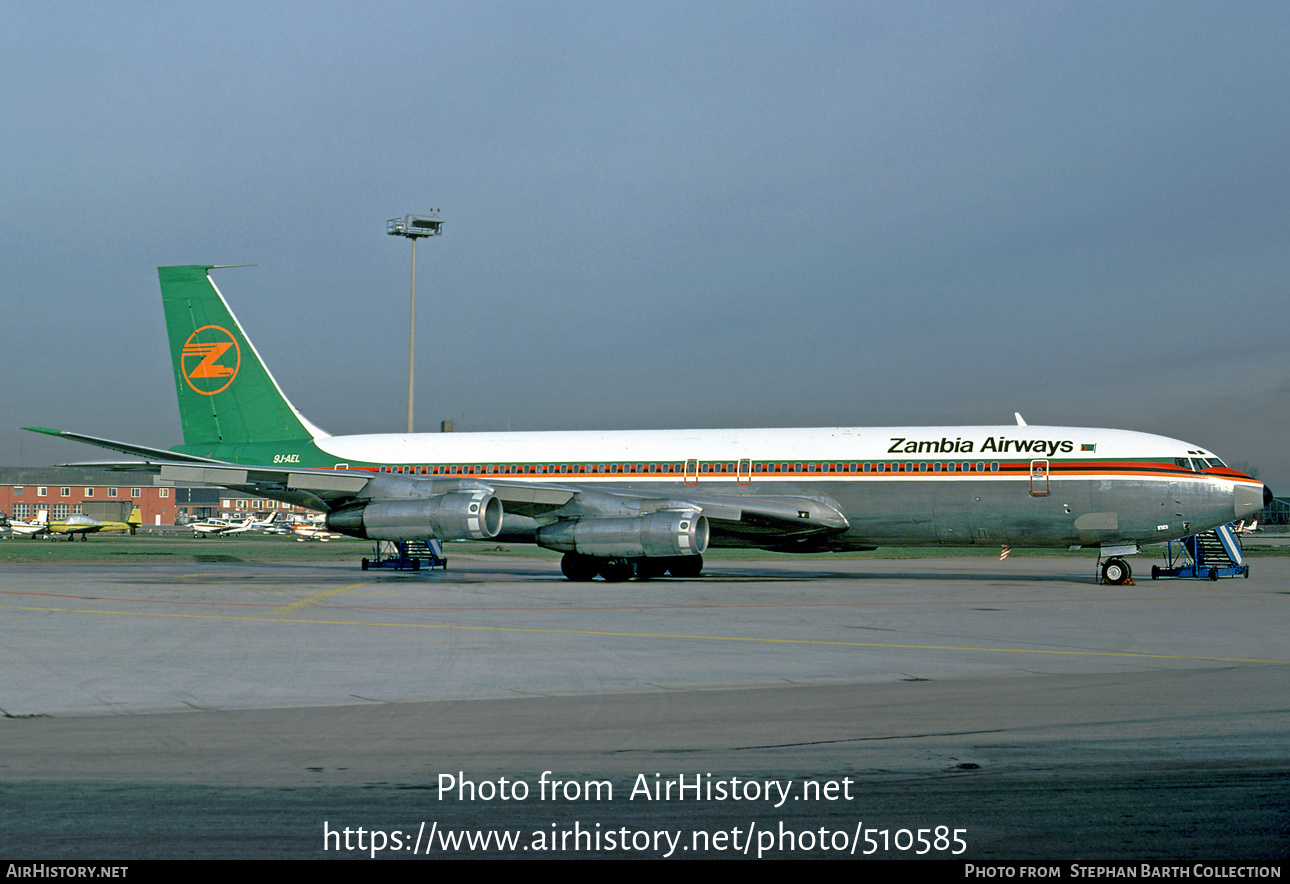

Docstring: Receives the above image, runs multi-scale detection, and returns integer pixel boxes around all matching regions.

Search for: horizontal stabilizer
[25,427,221,464]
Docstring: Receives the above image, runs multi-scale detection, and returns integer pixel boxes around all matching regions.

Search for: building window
[159,488,169,498]
[38,486,47,497]
[13,486,22,496]
[61,487,71,497]
[13,504,30,519]
[108,488,118,498]
[131,488,141,498]
[85,488,95,498]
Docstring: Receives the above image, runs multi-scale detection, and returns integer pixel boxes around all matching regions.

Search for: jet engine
[535,512,708,558]
[326,492,503,541]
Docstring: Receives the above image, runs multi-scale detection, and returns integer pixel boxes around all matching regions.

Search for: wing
[462,481,854,551]
[523,484,855,551]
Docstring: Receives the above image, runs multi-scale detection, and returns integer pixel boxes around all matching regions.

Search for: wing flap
[681,494,850,549]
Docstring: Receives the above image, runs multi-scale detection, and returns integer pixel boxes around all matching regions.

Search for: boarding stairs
[1152,524,1250,580]
[360,539,447,572]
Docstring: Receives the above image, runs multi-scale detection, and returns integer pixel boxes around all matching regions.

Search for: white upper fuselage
[311,424,1213,472]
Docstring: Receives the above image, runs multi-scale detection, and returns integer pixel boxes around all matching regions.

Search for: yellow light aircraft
[47,508,142,541]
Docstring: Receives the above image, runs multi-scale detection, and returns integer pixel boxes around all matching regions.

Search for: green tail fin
[159,265,323,453]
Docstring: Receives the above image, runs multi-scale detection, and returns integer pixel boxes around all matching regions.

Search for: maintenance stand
[361,539,447,572]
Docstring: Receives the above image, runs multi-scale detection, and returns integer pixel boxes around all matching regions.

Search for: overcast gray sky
[5,1,1288,491]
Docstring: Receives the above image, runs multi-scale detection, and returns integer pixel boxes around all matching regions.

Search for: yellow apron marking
[269,583,369,615]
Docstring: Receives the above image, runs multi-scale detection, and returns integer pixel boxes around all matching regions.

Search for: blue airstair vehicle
[361,539,448,572]
[1152,524,1250,580]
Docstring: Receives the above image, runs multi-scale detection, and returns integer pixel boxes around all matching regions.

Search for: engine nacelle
[535,513,708,558]
[326,492,502,541]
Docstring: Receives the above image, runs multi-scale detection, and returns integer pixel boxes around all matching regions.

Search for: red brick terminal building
[0,467,317,527]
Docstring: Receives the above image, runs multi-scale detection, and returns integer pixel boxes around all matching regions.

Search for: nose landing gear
[1100,557,1133,586]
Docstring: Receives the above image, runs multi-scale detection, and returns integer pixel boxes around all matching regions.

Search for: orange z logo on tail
[182,326,241,395]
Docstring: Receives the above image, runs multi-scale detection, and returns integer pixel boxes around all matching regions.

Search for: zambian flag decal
[1081,443,1096,452]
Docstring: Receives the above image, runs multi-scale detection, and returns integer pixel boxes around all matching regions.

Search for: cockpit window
[1191,458,1211,472]
[1206,458,1226,468]
[1175,458,1192,470]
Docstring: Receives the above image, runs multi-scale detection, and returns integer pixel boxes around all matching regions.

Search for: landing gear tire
[561,553,599,582]
[667,554,704,578]
[1151,565,1160,580]
[1208,567,1218,582]
[1102,557,1131,585]
[361,558,369,571]
[598,559,635,582]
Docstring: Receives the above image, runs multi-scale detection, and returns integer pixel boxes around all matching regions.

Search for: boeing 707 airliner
[29,265,1272,583]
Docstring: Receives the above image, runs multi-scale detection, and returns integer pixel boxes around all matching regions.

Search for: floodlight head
[387,212,443,238]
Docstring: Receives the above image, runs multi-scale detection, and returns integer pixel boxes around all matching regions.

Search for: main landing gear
[560,553,704,582]
[1100,557,1133,586]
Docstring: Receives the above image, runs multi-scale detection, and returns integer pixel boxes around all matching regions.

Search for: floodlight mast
[387,212,443,433]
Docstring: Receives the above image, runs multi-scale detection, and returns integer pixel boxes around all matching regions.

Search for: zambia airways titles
[887,436,1078,457]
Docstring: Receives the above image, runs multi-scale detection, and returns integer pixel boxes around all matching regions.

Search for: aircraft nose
[1234,482,1271,521]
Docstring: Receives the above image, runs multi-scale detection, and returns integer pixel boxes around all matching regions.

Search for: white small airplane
[236,512,280,532]
[188,517,255,538]
[291,523,342,542]
[9,510,50,539]
[1233,519,1260,534]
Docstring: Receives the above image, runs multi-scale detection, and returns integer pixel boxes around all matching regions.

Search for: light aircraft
[47,507,143,540]
[47,514,106,540]
[190,512,278,537]
[29,265,1272,583]
[188,517,255,538]
[8,510,50,539]
[247,512,283,532]
[291,523,342,542]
